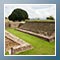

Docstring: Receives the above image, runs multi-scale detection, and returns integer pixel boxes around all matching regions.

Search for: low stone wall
[5,21,10,28]
[5,21,24,29]
[16,28,55,42]
[9,22,24,28]
[5,31,33,55]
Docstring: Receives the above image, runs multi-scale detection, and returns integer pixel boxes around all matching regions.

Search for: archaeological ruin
[5,31,33,55]
[5,20,55,55]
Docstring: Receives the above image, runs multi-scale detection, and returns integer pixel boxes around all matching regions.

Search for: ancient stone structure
[5,20,55,42]
[17,20,55,41]
[5,31,33,55]
[5,21,10,28]
[5,21,24,28]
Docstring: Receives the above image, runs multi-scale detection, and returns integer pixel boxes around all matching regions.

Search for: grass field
[6,28,55,55]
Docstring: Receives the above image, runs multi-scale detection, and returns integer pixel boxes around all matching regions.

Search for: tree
[46,16,55,20]
[8,8,28,21]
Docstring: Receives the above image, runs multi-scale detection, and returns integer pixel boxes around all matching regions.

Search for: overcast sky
[4,4,56,19]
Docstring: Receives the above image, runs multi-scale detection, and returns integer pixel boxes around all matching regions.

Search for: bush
[46,16,55,20]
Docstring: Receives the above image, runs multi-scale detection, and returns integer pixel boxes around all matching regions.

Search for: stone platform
[5,31,33,55]
[16,28,55,42]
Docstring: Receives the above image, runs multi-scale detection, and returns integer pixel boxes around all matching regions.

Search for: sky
[4,4,56,19]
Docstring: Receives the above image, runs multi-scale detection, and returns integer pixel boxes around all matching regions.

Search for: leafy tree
[8,8,28,21]
[46,16,55,20]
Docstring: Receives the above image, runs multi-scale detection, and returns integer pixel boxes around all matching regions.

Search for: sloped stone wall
[20,21,55,37]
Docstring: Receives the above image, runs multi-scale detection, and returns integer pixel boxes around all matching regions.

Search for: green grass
[5,51,9,55]
[25,20,55,23]
[6,28,55,55]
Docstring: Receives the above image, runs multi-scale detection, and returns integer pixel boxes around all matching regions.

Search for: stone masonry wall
[5,31,33,55]
[5,21,24,29]
[20,21,55,37]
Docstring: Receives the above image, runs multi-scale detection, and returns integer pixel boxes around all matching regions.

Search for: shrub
[46,16,55,20]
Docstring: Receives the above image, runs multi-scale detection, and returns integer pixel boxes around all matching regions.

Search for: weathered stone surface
[16,21,55,41]
[20,21,55,36]
[5,20,55,42]
[5,31,33,55]
[16,28,55,42]
[5,21,24,28]
[5,37,20,52]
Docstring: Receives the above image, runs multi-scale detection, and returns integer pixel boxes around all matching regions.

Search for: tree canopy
[46,16,55,20]
[8,8,28,21]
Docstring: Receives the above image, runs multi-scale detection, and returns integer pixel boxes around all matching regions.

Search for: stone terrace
[18,20,55,41]
[5,20,55,42]
[5,31,33,55]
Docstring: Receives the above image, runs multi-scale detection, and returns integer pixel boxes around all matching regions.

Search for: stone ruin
[5,21,24,29]
[5,20,55,42]
[5,20,55,55]
[5,31,33,55]
[17,20,55,42]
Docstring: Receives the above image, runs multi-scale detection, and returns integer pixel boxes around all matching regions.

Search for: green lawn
[6,28,55,55]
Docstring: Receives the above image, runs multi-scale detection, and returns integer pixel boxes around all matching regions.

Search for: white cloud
[4,4,56,19]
